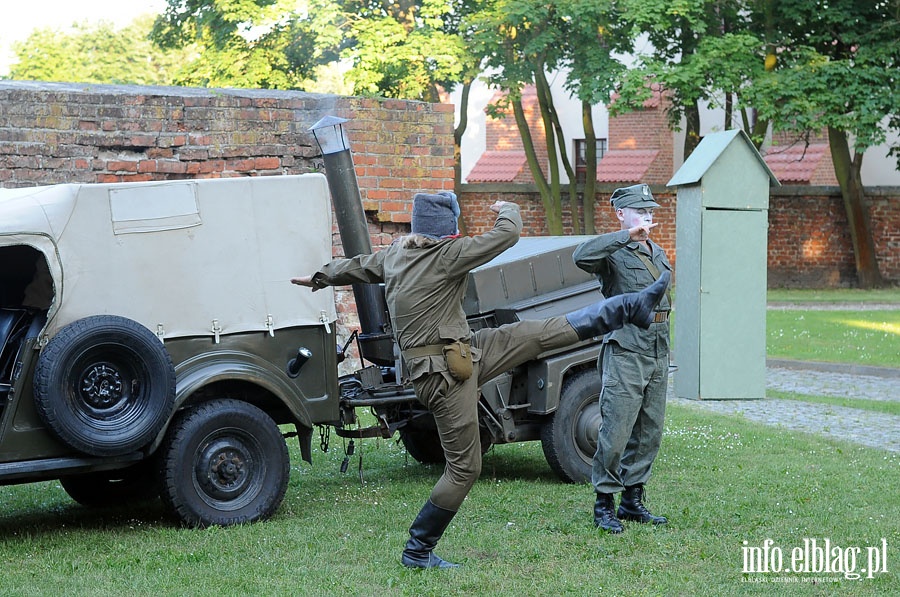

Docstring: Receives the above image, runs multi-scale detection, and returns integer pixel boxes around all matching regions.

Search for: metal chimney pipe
[309,116,394,367]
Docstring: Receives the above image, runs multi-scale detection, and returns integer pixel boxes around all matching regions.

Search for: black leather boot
[617,485,668,525]
[401,500,460,569]
[593,493,624,534]
[566,271,671,339]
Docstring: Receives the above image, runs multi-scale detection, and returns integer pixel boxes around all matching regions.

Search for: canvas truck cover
[0,174,337,340]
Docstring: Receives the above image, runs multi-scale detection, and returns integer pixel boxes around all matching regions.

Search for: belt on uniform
[403,343,448,359]
[652,311,670,323]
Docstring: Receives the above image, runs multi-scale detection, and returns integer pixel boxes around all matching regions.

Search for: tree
[9,16,191,86]
[151,0,314,89]
[608,0,755,157]
[604,0,897,287]
[747,0,900,287]
[468,0,628,235]
[562,0,628,234]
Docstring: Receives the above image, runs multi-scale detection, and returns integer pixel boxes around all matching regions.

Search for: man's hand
[628,222,659,242]
[291,275,318,290]
[490,200,509,213]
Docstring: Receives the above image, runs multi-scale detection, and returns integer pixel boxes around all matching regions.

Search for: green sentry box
[668,130,780,400]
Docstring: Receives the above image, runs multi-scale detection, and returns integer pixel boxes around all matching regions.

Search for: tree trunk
[827,127,883,288]
[683,100,701,158]
[581,100,597,235]
[512,97,562,234]
[535,71,579,234]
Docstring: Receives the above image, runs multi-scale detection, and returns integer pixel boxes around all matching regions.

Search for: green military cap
[609,184,660,209]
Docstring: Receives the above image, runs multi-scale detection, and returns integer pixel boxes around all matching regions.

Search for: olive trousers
[591,343,668,495]
[412,316,579,512]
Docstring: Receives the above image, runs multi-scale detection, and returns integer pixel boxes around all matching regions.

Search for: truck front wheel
[540,369,601,484]
[159,399,289,527]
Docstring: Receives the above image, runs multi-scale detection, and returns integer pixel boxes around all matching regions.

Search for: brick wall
[0,81,454,217]
[607,94,674,186]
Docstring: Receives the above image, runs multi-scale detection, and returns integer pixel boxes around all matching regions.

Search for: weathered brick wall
[768,188,900,287]
[461,184,900,288]
[0,80,454,213]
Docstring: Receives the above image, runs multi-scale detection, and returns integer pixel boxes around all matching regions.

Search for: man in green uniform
[293,191,669,567]
[573,183,672,534]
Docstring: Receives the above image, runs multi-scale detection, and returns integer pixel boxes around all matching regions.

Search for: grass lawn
[766,310,900,368]
[0,407,897,596]
[0,289,897,595]
[767,288,900,303]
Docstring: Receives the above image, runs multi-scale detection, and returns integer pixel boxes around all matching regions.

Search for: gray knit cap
[411,192,460,238]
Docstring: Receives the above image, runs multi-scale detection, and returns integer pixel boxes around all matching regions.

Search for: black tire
[60,460,160,507]
[399,427,445,464]
[33,315,176,457]
[541,369,602,484]
[158,399,289,528]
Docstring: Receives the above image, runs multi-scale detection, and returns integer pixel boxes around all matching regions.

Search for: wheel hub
[80,364,124,408]
[199,439,253,500]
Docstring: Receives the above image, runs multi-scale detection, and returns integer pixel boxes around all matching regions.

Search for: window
[574,138,608,183]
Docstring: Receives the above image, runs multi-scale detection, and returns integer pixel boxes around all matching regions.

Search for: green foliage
[152,0,313,88]
[748,0,900,154]
[151,0,478,99]
[9,16,192,86]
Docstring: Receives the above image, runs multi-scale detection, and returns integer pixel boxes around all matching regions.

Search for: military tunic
[573,229,672,494]
[311,204,580,510]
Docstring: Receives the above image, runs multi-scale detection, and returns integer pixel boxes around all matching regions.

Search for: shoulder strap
[633,249,672,309]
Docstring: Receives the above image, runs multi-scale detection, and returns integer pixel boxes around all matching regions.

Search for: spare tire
[34,315,176,457]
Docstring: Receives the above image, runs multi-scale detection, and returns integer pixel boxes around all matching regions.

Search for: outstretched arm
[292,251,386,292]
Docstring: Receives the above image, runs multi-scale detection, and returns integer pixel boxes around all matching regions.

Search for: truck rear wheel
[158,399,289,528]
[399,428,445,464]
[541,369,601,484]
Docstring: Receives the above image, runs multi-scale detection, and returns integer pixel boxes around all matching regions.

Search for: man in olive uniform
[573,183,672,534]
[293,192,669,567]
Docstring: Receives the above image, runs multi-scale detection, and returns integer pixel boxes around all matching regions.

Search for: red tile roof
[763,143,829,183]
[596,149,660,182]
[466,151,527,183]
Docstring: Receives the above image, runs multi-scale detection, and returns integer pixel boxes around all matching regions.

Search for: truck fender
[144,350,314,454]
[526,344,602,415]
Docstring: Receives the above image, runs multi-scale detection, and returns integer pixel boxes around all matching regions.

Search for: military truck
[0,168,604,528]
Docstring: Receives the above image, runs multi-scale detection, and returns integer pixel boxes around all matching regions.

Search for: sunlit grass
[766,310,900,368]
[768,288,900,303]
[768,390,900,417]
